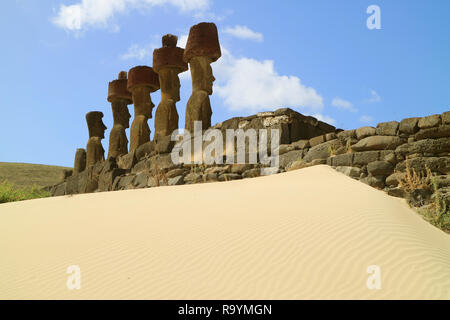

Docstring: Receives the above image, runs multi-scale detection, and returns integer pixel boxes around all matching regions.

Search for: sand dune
[1,165,450,299]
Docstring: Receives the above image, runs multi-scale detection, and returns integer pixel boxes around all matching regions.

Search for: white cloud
[121,43,154,60]
[331,97,357,112]
[367,89,381,103]
[213,47,324,114]
[52,0,211,31]
[360,115,374,123]
[223,25,263,42]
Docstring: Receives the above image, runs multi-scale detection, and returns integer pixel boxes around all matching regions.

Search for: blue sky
[1,0,449,167]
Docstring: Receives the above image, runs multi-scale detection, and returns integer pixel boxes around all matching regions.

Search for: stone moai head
[127,66,160,118]
[108,71,132,127]
[183,22,221,95]
[153,34,188,102]
[86,111,107,139]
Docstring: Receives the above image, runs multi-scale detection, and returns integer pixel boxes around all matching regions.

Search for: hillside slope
[0,162,71,189]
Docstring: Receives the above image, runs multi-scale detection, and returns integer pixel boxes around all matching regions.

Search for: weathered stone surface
[395,138,450,156]
[311,159,327,165]
[309,135,325,147]
[115,175,136,190]
[361,175,385,189]
[367,161,394,176]
[74,148,86,174]
[148,153,178,171]
[65,175,79,195]
[231,164,254,174]
[418,114,441,129]
[204,166,230,175]
[291,139,310,150]
[118,151,137,170]
[325,132,337,141]
[376,121,399,136]
[168,175,185,186]
[379,151,396,164]
[135,141,155,161]
[84,162,104,193]
[218,173,242,182]
[351,136,404,152]
[279,150,304,168]
[98,168,126,192]
[442,111,450,124]
[53,183,66,196]
[335,166,361,178]
[278,144,295,155]
[387,187,405,198]
[85,111,107,168]
[356,126,376,140]
[386,172,405,187]
[242,168,261,178]
[353,151,380,166]
[203,173,218,182]
[132,159,149,174]
[330,153,354,167]
[415,125,450,140]
[60,169,73,181]
[303,139,342,163]
[133,172,148,188]
[399,117,420,134]
[166,168,187,178]
[337,129,356,140]
[396,157,450,175]
[155,135,175,154]
[184,172,203,184]
[433,175,450,188]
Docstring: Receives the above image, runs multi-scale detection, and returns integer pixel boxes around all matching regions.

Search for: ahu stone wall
[51,109,450,209]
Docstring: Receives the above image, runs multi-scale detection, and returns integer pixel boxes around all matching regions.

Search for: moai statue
[73,148,86,174]
[183,22,221,134]
[127,66,160,153]
[153,34,188,142]
[107,71,132,158]
[85,111,107,168]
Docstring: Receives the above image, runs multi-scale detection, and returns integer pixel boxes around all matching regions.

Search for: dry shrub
[395,157,432,193]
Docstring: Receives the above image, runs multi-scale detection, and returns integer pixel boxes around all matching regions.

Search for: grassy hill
[0,162,72,189]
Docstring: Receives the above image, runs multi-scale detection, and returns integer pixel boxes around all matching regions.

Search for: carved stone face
[119,105,131,128]
[91,118,107,139]
[190,56,215,95]
[159,68,181,102]
[132,86,155,119]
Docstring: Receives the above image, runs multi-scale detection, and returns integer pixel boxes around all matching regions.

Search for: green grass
[0,180,51,203]
[0,162,71,190]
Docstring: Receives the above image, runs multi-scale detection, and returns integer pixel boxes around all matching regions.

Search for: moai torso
[183,23,221,134]
[127,67,159,153]
[185,90,212,134]
[153,36,188,142]
[155,98,179,138]
[86,137,105,167]
[85,111,107,168]
[107,72,132,159]
[74,148,86,174]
